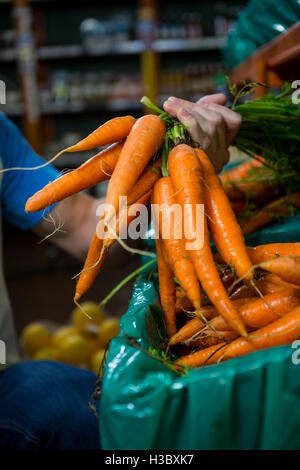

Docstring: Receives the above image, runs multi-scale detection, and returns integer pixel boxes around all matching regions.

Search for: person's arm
[163,93,242,173]
[0,113,99,260]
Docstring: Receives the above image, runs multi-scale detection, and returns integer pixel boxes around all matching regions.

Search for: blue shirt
[0,113,60,230]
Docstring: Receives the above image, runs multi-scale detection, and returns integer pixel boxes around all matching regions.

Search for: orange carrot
[127,159,161,206]
[60,116,136,153]
[74,233,106,302]
[155,237,177,337]
[195,148,254,282]
[169,317,205,346]
[74,189,152,301]
[152,176,202,311]
[210,289,300,331]
[190,330,237,349]
[170,298,253,346]
[260,256,300,287]
[248,243,300,264]
[169,144,247,337]
[177,304,300,367]
[220,158,265,201]
[104,115,166,224]
[241,192,300,235]
[229,274,285,300]
[101,159,161,250]
[175,292,196,314]
[0,116,137,174]
[25,141,123,213]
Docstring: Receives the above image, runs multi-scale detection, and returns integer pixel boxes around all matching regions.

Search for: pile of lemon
[21,302,119,375]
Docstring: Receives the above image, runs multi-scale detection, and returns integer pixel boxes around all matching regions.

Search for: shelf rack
[0,37,226,62]
[1,0,226,153]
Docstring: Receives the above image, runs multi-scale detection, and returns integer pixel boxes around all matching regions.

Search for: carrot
[74,233,106,302]
[25,141,123,213]
[0,116,136,174]
[58,116,136,153]
[241,192,300,235]
[127,159,161,206]
[220,158,265,201]
[152,176,202,311]
[190,330,237,349]
[260,256,300,286]
[169,298,253,346]
[169,144,247,337]
[195,148,254,282]
[210,289,300,331]
[104,115,166,224]
[101,159,161,250]
[155,237,177,337]
[229,274,285,300]
[175,290,194,314]
[248,243,300,264]
[177,304,300,367]
[169,317,205,346]
[74,189,152,301]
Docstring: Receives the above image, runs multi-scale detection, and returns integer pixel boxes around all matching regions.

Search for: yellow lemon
[33,347,59,361]
[87,336,103,355]
[51,325,79,348]
[57,334,90,366]
[22,323,51,358]
[72,302,105,335]
[98,318,119,347]
[90,349,106,375]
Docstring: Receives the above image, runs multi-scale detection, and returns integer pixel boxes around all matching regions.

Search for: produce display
[22,83,300,370]
[21,302,119,375]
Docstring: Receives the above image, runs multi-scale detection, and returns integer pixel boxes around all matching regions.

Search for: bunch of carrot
[25,95,300,370]
[173,242,300,368]
[220,157,300,234]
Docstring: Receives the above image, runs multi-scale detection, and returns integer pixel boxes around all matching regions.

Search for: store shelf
[38,40,145,59]
[0,36,226,62]
[0,48,17,62]
[0,99,142,117]
[153,36,226,53]
[0,103,23,116]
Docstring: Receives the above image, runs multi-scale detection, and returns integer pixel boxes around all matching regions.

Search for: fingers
[162,94,237,173]
[163,96,194,117]
[197,93,227,106]
[201,102,242,144]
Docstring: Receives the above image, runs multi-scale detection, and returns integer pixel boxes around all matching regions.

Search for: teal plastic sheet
[223,0,300,69]
[99,211,300,450]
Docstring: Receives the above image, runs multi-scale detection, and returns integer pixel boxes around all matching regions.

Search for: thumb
[197,93,227,106]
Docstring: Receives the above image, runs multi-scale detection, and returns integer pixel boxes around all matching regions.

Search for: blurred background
[0,0,298,336]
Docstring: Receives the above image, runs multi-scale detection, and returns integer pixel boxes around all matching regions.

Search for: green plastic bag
[99,214,300,450]
[223,0,300,69]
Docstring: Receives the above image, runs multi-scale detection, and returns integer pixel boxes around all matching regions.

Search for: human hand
[163,93,242,173]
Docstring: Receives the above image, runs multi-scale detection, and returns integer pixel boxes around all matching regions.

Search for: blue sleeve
[0,113,60,230]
